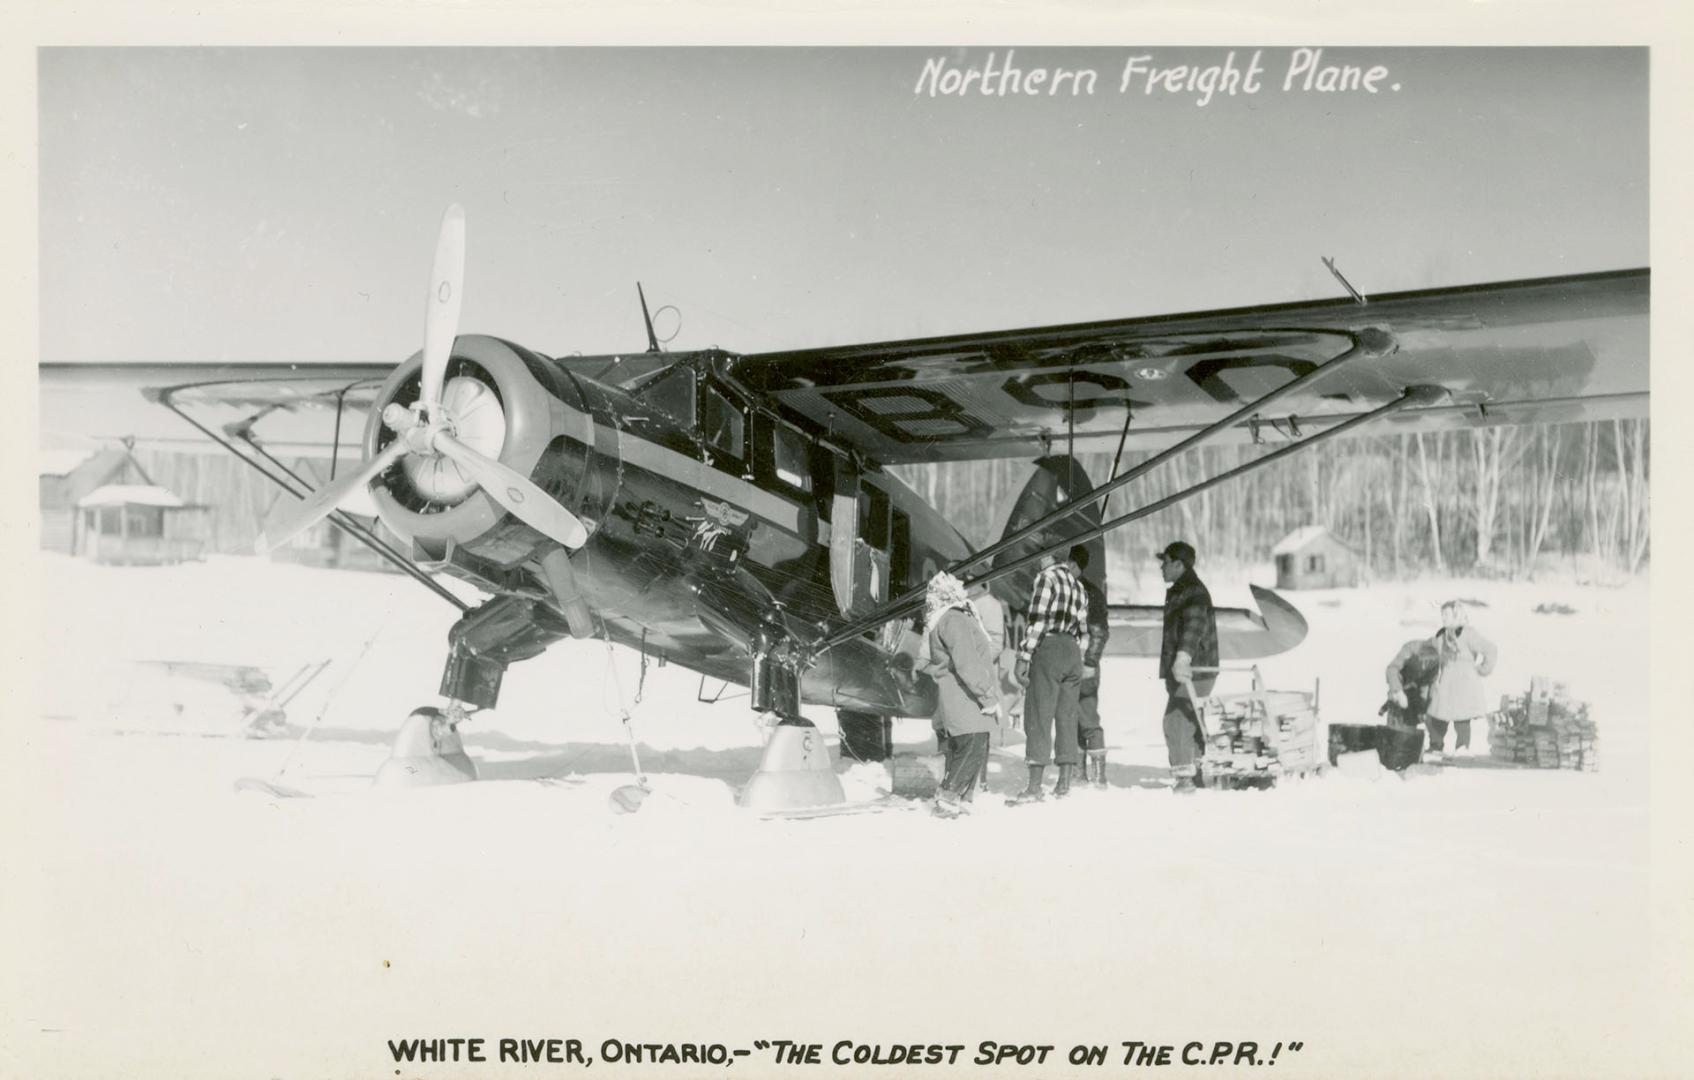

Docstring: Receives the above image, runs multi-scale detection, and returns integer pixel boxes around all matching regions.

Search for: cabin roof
[1272,525,1333,555]
[77,484,186,509]
[39,448,96,477]
[1273,524,1364,558]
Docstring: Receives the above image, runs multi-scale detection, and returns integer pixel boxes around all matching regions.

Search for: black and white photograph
[8,20,1690,1080]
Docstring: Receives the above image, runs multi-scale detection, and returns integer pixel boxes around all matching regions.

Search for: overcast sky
[38,47,1646,365]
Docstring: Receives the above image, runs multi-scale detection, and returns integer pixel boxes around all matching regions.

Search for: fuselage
[362,335,973,717]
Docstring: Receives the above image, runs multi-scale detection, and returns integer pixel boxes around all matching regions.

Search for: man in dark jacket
[1158,541,1218,794]
[1071,545,1112,789]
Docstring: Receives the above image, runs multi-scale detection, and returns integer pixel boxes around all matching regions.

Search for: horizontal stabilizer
[1103,585,1307,661]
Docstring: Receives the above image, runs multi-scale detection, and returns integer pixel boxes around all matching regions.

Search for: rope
[275,621,385,780]
[597,615,648,789]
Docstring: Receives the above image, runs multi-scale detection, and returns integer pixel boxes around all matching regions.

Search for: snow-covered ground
[4,553,1684,1079]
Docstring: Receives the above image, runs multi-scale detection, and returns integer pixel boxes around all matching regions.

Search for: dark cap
[1067,544,1090,570]
[1158,541,1196,568]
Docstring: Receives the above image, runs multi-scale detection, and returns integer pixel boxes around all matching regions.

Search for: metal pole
[1100,405,1134,518]
[329,387,349,480]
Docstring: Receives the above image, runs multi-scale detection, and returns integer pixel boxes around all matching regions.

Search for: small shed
[1273,526,1361,590]
[75,484,211,566]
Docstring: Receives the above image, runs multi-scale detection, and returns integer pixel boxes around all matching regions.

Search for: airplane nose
[399,375,508,505]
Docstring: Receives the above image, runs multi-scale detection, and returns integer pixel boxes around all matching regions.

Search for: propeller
[255,440,407,556]
[256,204,590,556]
[419,204,465,421]
[432,433,589,549]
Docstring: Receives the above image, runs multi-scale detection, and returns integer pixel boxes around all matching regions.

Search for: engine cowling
[364,334,598,559]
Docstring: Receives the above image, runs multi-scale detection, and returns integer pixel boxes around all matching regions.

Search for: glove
[1392,690,1409,709]
[1171,651,1193,682]
[1080,664,1100,696]
[1014,657,1031,687]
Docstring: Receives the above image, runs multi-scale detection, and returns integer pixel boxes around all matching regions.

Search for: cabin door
[827,456,891,616]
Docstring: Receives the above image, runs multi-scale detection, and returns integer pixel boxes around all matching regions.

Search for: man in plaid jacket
[1009,547,1090,803]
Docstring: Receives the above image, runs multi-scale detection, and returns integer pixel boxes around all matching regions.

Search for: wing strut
[155,385,471,613]
[810,379,1440,656]
[959,326,1395,584]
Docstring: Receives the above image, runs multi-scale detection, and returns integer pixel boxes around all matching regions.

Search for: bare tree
[1415,432,1446,573]
[1470,425,1524,569]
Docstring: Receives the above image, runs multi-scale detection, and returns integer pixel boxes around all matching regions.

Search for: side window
[811,446,838,521]
[645,366,696,426]
[773,421,812,492]
[860,485,890,551]
[891,510,912,590]
[701,383,745,463]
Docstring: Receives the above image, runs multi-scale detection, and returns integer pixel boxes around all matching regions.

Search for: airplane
[38,205,1649,807]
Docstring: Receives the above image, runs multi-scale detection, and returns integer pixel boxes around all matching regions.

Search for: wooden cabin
[40,446,153,554]
[1272,525,1361,590]
[75,484,211,565]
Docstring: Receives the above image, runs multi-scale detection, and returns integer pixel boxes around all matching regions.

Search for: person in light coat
[920,572,1003,816]
[1424,600,1499,761]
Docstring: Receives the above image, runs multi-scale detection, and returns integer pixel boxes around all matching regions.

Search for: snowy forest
[890,417,1650,589]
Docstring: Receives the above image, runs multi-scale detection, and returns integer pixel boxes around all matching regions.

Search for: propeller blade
[256,440,409,555]
[432,432,589,549]
[419,203,467,418]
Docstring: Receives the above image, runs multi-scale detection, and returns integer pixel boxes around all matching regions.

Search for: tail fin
[1104,585,1309,660]
[988,456,1106,615]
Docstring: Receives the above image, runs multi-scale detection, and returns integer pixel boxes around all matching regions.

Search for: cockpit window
[701,383,745,460]
[640,364,696,426]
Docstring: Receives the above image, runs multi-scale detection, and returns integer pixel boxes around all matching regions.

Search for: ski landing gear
[374,705,478,788]
[737,717,847,812]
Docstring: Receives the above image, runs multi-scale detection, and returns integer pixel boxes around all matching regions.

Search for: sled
[1185,666,1326,789]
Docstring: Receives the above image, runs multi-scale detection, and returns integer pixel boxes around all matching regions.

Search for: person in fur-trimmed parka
[1424,600,1499,761]
[919,571,1003,816]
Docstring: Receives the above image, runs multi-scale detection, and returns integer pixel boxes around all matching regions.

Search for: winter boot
[1053,764,1075,799]
[932,790,966,818]
[1006,764,1046,806]
[1172,771,1199,795]
[1087,750,1108,790]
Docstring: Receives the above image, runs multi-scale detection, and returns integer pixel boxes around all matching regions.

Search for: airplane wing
[39,362,392,455]
[728,269,1648,465]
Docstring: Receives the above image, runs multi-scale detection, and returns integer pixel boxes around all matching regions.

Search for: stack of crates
[1196,668,1324,788]
[1489,676,1598,771]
